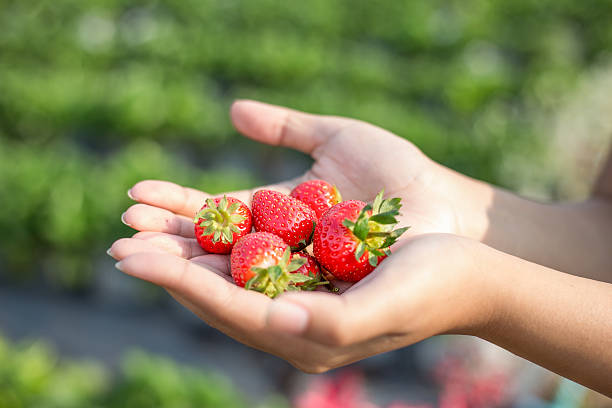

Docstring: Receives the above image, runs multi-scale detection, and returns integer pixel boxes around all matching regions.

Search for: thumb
[230,100,353,154]
[265,282,397,347]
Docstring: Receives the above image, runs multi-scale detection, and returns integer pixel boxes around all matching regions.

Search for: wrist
[402,235,499,338]
[433,163,497,241]
[447,239,502,337]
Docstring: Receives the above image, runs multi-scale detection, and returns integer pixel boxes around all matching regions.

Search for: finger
[132,231,206,259]
[116,252,272,332]
[128,178,303,217]
[109,238,177,260]
[230,100,354,154]
[132,232,231,275]
[265,269,398,346]
[128,180,210,217]
[122,204,195,237]
[190,253,231,276]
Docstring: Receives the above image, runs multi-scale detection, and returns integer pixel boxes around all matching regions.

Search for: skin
[109,100,612,396]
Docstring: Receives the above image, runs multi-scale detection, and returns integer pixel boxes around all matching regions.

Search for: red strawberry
[290,179,342,220]
[313,191,408,282]
[194,196,252,254]
[230,232,311,298]
[251,190,316,251]
[291,252,326,290]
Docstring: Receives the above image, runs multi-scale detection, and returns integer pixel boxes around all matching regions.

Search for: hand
[110,233,491,373]
[109,99,491,371]
[113,100,475,297]
[119,99,469,247]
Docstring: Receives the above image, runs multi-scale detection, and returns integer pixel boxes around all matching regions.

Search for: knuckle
[275,111,292,147]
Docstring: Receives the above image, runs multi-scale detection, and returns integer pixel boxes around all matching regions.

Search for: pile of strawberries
[193,180,408,298]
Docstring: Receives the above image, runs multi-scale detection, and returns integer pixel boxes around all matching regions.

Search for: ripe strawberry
[230,232,312,298]
[193,196,252,254]
[291,251,327,290]
[251,189,316,251]
[313,191,408,282]
[290,179,342,220]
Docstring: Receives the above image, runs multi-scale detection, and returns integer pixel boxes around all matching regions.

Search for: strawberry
[291,251,327,290]
[251,189,316,251]
[290,179,342,220]
[313,191,408,282]
[230,232,312,298]
[193,195,252,254]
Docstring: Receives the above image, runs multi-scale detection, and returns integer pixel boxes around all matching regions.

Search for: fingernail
[127,189,135,200]
[121,212,132,227]
[106,248,114,257]
[267,300,309,335]
[115,261,124,272]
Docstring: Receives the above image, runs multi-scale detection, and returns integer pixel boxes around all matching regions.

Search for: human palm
[109,100,469,370]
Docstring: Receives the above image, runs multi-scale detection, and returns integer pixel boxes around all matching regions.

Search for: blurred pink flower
[435,355,509,408]
[295,370,377,408]
[295,370,433,408]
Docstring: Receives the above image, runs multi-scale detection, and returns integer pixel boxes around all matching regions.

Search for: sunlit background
[1,0,611,407]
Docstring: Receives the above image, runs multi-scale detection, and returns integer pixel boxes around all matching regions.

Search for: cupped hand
[109,100,488,370]
[110,233,492,372]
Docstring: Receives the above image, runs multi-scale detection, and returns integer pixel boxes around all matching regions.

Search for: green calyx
[342,190,409,267]
[245,248,316,298]
[193,195,246,244]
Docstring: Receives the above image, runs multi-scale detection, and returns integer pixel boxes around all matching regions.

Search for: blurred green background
[1,0,611,406]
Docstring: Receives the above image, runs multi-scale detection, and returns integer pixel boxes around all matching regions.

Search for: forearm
[477,246,612,396]
[440,165,612,282]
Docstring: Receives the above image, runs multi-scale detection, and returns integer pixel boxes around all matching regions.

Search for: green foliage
[0,336,109,408]
[0,139,256,289]
[0,335,286,408]
[2,0,612,287]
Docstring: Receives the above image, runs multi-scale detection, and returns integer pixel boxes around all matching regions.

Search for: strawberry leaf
[222,228,233,243]
[288,257,307,272]
[219,196,228,211]
[355,241,366,261]
[281,248,291,265]
[268,265,282,282]
[379,197,401,213]
[342,219,356,229]
[372,190,384,213]
[368,252,379,267]
[229,214,245,224]
[288,274,311,283]
[369,211,399,224]
[227,202,240,213]
[381,227,409,248]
